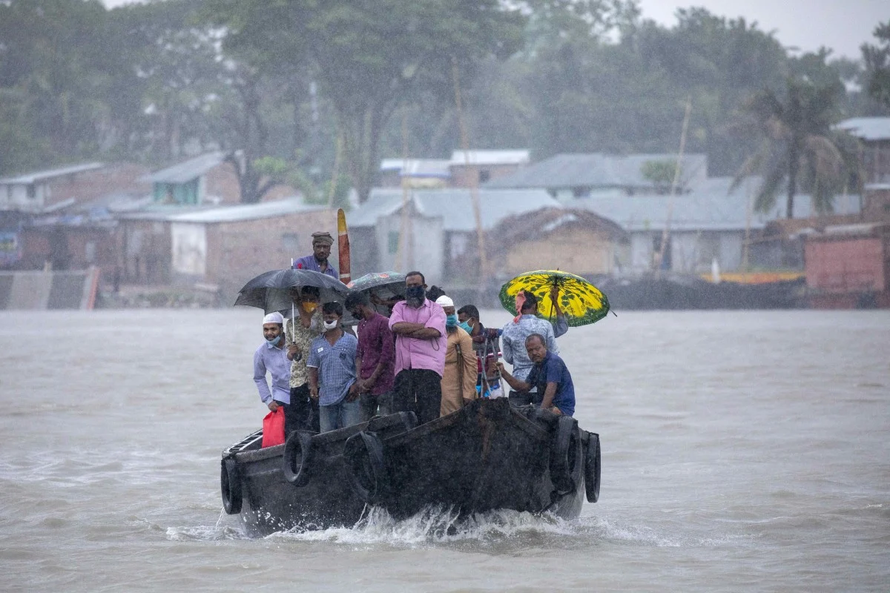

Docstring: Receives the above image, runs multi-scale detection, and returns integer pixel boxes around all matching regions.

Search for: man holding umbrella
[292,231,338,278]
[285,286,324,432]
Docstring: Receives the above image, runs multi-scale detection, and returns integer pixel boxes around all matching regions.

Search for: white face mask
[323,320,339,331]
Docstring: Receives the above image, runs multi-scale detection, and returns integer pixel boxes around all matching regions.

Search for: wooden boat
[220,398,600,537]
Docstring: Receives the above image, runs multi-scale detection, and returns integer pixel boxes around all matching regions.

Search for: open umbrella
[234,269,349,316]
[347,271,406,315]
[498,270,611,327]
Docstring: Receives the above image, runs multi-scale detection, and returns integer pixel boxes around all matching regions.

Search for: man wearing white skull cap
[254,311,300,435]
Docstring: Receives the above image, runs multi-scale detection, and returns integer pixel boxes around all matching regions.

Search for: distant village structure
[3,117,890,309]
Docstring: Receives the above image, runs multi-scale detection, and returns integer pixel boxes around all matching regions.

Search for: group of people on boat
[253,230,576,438]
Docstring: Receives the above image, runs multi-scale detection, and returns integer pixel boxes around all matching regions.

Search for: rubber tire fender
[584,433,601,503]
[550,416,582,494]
[282,431,314,487]
[221,458,242,515]
[344,431,387,505]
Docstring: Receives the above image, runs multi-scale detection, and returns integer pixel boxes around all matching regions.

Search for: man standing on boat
[345,290,395,420]
[457,304,503,398]
[436,295,477,416]
[254,312,301,434]
[285,286,324,432]
[389,271,447,424]
[500,291,561,406]
[307,302,361,432]
[498,333,575,416]
[292,231,338,278]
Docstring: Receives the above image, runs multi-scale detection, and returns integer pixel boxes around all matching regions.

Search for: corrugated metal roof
[142,151,227,184]
[118,198,323,223]
[354,188,559,231]
[449,150,530,166]
[483,152,709,190]
[379,158,451,178]
[835,117,890,141]
[0,162,104,185]
[572,177,861,232]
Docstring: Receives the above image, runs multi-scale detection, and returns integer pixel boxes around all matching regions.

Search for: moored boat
[221,398,600,536]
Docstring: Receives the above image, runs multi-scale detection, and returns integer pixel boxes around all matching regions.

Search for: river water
[0,308,888,592]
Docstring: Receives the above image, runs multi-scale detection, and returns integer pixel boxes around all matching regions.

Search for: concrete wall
[500,227,620,277]
[373,215,444,283]
[627,230,745,274]
[0,268,100,310]
[805,236,887,292]
[205,208,339,299]
[864,188,890,222]
[449,164,523,188]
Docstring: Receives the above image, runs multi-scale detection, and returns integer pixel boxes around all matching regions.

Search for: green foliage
[863,21,890,108]
[733,55,850,218]
[0,0,878,208]
[640,160,679,193]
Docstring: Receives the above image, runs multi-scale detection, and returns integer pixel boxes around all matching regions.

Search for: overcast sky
[102,0,887,60]
[637,0,888,59]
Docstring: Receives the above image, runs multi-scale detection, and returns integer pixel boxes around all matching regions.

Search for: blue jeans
[319,398,362,432]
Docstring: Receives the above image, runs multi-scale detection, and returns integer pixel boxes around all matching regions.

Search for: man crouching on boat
[254,312,301,434]
[498,334,575,416]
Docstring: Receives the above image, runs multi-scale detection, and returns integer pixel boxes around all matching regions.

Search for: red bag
[261,407,286,448]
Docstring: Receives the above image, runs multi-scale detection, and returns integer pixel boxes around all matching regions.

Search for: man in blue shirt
[307,301,361,432]
[498,333,576,416]
[254,312,301,434]
[500,291,565,406]
[292,231,338,278]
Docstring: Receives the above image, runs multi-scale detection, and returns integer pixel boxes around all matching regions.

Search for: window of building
[26,184,36,199]
[388,231,400,254]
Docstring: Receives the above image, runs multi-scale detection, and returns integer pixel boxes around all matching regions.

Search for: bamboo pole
[395,111,412,271]
[452,57,488,298]
[655,97,692,278]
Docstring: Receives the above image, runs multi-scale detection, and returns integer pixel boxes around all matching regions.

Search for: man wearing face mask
[253,312,301,435]
[292,231,338,278]
[285,286,324,432]
[388,271,447,424]
[457,304,503,398]
[307,302,361,432]
[436,295,477,416]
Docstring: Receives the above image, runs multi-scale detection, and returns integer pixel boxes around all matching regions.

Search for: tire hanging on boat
[344,431,388,504]
[221,458,242,514]
[584,433,601,503]
[550,416,583,494]
[282,431,314,487]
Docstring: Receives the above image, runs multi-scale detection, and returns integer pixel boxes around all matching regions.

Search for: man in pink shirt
[388,270,447,424]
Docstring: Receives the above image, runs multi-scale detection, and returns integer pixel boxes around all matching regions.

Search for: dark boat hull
[221,399,598,536]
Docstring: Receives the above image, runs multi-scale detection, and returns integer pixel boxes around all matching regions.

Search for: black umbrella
[234,269,349,316]
[346,271,406,316]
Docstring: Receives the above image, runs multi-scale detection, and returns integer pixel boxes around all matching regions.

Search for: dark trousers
[393,369,442,424]
[274,399,303,437]
[290,383,320,433]
[359,391,393,422]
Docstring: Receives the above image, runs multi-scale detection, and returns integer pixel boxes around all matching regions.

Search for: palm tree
[733,75,849,218]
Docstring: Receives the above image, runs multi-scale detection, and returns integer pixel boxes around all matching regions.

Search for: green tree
[0,0,117,169]
[211,0,525,203]
[733,56,849,218]
[862,21,890,108]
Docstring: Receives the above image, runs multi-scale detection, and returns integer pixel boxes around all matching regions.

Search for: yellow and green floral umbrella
[498,270,611,327]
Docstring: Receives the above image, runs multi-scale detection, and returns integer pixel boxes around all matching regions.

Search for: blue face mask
[266,334,282,347]
[459,321,473,334]
[446,314,458,327]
